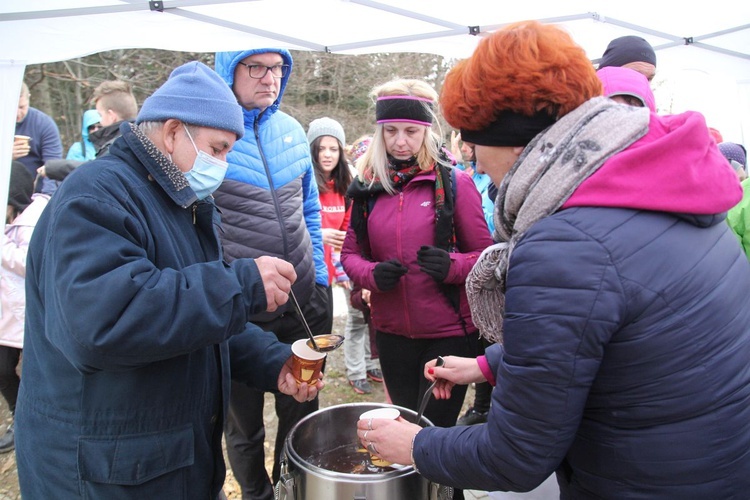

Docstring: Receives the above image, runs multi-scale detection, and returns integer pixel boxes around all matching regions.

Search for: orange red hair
[440,21,602,131]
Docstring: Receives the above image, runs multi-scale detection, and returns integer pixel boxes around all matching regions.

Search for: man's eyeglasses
[237,62,289,79]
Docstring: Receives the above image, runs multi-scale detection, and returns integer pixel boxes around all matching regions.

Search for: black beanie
[7,161,34,213]
[599,36,656,69]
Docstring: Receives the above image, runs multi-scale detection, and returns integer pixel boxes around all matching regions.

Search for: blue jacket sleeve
[43,195,267,373]
[413,216,625,492]
[229,323,293,391]
[302,160,328,285]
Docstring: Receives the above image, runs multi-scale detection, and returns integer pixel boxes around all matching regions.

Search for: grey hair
[137,121,165,136]
[138,121,196,137]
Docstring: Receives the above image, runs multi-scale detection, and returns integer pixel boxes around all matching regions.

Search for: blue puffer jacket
[16,123,292,499]
[214,49,326,321]
[413,108,750,497]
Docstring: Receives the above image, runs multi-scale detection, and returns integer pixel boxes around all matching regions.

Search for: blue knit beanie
[137,61,244,138]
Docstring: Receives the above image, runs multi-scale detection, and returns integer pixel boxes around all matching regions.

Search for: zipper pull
[399,192,404,211]
[192,204,197,225]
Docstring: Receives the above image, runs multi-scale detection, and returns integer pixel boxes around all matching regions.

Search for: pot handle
[430,482,454,500]
[275,456,295,500]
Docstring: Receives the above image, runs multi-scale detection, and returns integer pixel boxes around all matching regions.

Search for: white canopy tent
[1,0,750,213]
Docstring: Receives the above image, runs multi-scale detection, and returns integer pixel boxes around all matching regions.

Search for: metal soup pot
[275,403,453,500]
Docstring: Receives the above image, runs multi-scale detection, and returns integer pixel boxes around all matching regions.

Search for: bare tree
[22,49,455,154]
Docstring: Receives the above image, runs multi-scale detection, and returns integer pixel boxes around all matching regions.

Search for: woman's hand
[356,416,421,467]
[424,355,486,400]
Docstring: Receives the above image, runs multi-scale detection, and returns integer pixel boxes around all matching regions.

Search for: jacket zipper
[396,191,411,333]
[256,116,290,261]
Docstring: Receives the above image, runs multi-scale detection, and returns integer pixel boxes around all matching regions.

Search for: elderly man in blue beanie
[14,61,323,500]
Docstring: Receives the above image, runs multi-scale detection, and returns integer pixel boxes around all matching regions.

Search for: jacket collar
[119,122,199,208]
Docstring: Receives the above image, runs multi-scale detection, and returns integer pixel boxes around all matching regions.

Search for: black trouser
[376,331,473,427]
[376,330,477,500]
[0,346,21,415]
[225,285,331,500]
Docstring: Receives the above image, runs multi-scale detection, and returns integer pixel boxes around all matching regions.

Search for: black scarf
[346,150,460,312]
[347,152,455,250]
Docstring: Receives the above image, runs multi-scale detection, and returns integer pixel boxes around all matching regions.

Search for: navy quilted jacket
[413,109,750,497]
[16,125,293,499]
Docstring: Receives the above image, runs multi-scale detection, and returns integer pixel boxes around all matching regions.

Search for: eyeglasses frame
[237,61,289,79]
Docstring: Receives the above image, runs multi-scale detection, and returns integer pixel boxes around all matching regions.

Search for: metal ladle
[415,356,445,424]
[288,289,344,353]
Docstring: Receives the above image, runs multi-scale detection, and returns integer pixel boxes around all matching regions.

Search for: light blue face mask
[182,124,228,200]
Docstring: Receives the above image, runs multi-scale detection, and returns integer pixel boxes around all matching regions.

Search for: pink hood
[597,66,656,112]
[564,110,742,215]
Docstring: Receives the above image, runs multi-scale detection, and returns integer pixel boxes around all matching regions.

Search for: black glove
[417,245,451,282]
[373,259,408,291]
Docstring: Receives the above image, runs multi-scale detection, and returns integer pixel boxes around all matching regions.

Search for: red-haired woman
[355,21,750,498]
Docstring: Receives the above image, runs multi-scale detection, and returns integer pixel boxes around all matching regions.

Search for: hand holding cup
[358,408,400,467]
[13,135,31,160]
[290,339,326,385]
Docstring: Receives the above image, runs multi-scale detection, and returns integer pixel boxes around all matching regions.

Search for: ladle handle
[415,356,445,424]
[289,289,319,351]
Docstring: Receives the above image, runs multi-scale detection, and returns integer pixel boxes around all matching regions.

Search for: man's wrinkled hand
[254,256,296,312]
[278,355,324,402]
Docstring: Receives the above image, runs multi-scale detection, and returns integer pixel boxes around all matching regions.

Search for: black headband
[460,110,556,147]
[375,96,433,126]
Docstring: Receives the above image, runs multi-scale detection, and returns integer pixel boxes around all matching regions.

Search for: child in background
[0,162,50,453]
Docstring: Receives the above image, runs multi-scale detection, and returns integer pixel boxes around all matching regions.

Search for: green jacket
[727,177,750,259]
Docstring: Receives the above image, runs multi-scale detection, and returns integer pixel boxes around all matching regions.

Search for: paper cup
[359,408,400,421]
[359,407,400,466]
[14,135,31,146]
[291,339,326,385]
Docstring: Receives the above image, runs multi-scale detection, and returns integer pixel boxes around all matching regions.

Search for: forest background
[22,49,456,153]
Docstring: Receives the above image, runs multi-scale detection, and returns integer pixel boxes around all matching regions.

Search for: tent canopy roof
[2,0,749,81]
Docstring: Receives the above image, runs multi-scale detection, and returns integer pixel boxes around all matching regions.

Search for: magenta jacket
[341,168,494,339]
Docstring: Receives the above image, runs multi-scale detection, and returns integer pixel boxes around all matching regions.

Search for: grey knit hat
[137,61,244,139]
[307,117,345,146]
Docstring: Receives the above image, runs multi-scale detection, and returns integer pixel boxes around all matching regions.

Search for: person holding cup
[306,116,352,337]
[356,20,750,498]
[12,135,31,161]
[14,61,324,500]
[14,82,63,184]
